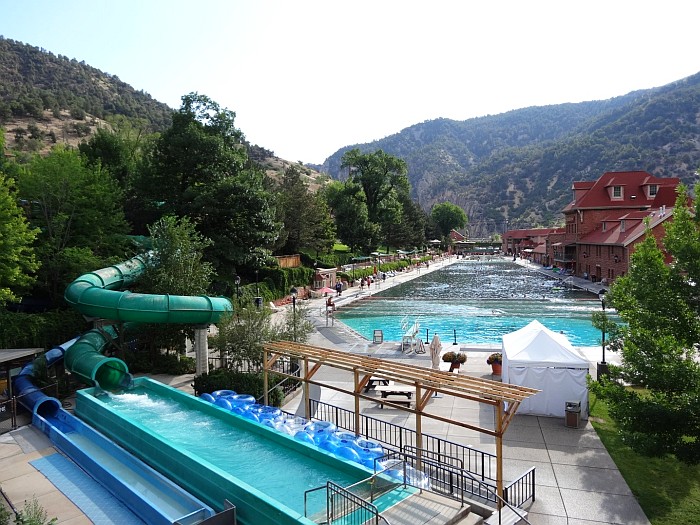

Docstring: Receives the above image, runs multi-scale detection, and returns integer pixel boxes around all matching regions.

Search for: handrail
[383,449,531,525]
[303,484,327,519]
[326,481,391,525]
[403,445,464,471]
[305,399,501,482]
[504,466,536,509]
[459,464,532,525]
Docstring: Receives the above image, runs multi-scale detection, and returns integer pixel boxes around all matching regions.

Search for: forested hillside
[320,73,700,237]
[0,36,173,129]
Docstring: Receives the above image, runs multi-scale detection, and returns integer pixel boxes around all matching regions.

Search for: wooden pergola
[262,341,538,503]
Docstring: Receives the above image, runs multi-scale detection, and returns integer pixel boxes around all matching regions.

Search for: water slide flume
[63,253,232,390]
[11,254,232,524]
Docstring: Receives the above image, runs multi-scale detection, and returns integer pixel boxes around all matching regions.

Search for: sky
[2,1,699,164]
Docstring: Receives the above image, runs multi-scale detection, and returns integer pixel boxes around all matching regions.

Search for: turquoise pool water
[336,259,611,346]
[97,387,362,515]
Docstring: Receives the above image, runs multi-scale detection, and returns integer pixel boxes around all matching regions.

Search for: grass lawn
[589,394,700,525]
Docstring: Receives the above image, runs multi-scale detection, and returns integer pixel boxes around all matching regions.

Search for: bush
[442,351,467,364]
[487,352,502,365]
[124,352,195,375]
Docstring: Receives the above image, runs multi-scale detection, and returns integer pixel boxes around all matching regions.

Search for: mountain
[0,37,326,188]
[320,74,700,237]
[3,36,697,239]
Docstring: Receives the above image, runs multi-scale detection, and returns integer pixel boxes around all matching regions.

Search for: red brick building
[502,171,681,284]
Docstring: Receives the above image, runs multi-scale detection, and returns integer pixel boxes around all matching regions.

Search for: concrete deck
[0,256,648,524]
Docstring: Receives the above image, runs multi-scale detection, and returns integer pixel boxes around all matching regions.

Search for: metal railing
[302,399,535,508]
[326,481,390,525]
[309,399,496,482]
[381,448,532,525]
[1,382,60,436]
[504,467,536,508]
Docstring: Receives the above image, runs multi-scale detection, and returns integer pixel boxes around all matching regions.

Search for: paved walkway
[0,256,648,524]
[278,256,648,524]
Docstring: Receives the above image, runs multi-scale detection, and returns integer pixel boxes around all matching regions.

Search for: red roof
[564,171,679,212]
[578,207,674,247]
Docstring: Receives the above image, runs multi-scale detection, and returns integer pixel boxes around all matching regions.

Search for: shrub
[487,352,502,365]
[442,351,467,364]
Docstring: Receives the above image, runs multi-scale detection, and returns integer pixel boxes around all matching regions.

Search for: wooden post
[303,356,310,420]
[263,347,269,406]
[353,368,361,436]
[496,400,504,508]
[415,381,423,474]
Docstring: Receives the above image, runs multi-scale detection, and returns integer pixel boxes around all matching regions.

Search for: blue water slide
[13,337,79,413]
[33,407,215,525]
[10,253,233,524]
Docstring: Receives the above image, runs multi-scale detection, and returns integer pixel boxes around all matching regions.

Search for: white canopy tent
[502,320,590,419]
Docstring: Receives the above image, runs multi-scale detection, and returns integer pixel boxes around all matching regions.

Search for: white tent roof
[502,320,590,419]
[502,320,588,368]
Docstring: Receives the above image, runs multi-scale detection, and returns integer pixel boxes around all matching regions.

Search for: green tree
[137,92,247,218]
[276,166,336,256]
[212,302,312,370]
[340,149,410,223]
[304,192,337,257]
[136,93,279,278]
[431,202,467,238]
[134,215,216,356]
[592,184,700,464]
[277,165,311,254]
[0,174,39,304]
[17,147,129,304]
[139,216,214,296]
[192,169,280,275]
[325,180,378,253]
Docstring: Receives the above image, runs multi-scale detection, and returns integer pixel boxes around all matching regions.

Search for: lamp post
[597,290,609,379]
[254,270,262,309]
[290,287,298,342]
[234,275,241,309]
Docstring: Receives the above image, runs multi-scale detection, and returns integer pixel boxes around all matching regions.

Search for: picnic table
[374,382,416,408]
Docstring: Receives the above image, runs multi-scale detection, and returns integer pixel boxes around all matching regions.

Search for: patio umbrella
[429,334,442,369]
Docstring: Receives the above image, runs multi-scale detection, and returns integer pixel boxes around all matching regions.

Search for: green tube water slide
[63,253,233,390]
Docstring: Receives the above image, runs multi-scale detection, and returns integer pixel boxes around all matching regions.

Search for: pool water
[336,258,611,346]
[97,387,361,514]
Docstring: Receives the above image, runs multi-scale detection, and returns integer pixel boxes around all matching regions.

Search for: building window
[649,184,658,197]
[612,186,622,199]
[620,220,625,232]
[602,222,606,232]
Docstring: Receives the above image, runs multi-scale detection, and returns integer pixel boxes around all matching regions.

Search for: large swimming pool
[336,258,609,346]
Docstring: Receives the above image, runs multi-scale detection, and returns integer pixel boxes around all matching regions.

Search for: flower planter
[491,363,502,375]
[449,363,461,372]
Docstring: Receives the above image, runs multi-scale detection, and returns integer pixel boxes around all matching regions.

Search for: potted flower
[487,352,502,375]
[442,351,467,371]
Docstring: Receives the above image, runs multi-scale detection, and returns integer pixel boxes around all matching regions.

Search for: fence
[304,398,535,508]
[0,382,60,436]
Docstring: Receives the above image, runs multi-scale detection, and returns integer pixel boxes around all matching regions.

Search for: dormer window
[602,222,606,232]
[620,220,625,232]
[612,186,623,199]
[649,184,658,197]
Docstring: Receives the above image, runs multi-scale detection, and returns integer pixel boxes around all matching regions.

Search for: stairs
[483,506,528,525]
[378,490,476,524]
